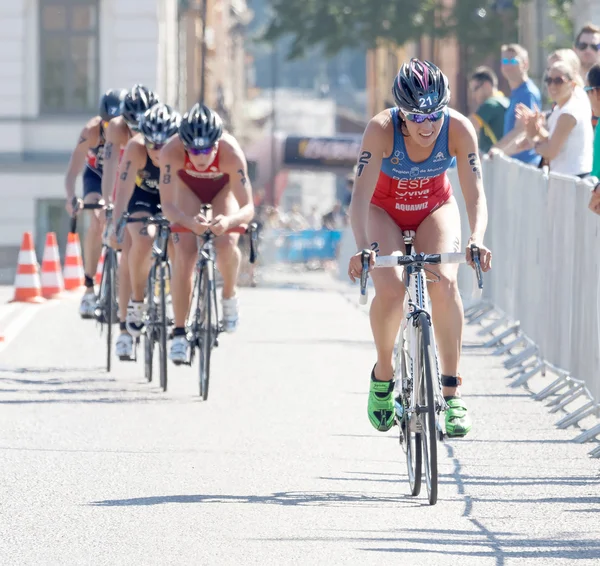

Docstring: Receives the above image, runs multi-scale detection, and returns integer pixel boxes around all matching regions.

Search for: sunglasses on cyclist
[145,140,165,151]
[501,57,519,65]
[187,144,216,156]
[544,76,568,86]
[585,85,600,92]
[403,111,444,124]
[576,41,600,52]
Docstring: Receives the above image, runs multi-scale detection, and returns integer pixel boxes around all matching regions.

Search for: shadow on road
[89,490,421,508]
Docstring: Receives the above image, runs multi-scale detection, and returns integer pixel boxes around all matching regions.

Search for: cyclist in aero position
[348,59,492,436]
[110,103,181,359]
[64,88,127,318]
[102,84,159,342]
[159,103,254,364]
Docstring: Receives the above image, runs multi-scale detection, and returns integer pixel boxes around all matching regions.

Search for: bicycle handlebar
[69,198,111,234]
[358,244,483,305]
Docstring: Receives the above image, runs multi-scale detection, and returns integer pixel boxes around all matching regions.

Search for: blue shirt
[504,79,542,165]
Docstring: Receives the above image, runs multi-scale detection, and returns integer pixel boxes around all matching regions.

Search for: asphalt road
[0,270,599,566]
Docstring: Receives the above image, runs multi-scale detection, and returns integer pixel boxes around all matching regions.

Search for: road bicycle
[121,214,173,392]
[71,199,120,372]
[359,230,483,505]
[172,205,257,400]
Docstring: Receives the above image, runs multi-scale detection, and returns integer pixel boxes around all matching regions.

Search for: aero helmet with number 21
[392,58,450,114]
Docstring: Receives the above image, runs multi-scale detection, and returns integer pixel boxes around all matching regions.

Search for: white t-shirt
[547,89,593,176]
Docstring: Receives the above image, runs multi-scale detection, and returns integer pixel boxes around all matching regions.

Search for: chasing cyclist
[64,88,127,318]
[102,84,160,343]
[348,59,492,437]
[159,103,254,364]
[110,103,181,359]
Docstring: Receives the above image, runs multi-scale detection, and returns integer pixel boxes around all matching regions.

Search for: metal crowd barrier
[450,155,600,457]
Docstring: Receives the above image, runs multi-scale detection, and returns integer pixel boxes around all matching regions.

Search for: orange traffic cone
[40,232,64,299]
[95,247,105,285]
[63,232,85,291]
[11,232,45,303]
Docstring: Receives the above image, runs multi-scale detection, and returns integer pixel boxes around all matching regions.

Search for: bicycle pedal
[119,355,135,362]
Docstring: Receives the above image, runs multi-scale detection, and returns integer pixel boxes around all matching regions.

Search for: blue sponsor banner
[274,229,343,263]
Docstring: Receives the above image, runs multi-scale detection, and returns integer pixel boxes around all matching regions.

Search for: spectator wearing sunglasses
[489,44,541,165]
[574,24,600,81]
[159,103,255,363]
[521,60,593,177]
[108,104,181,359]
[468,66,509,154]
[585,65,600,214]
[574,24,600,129]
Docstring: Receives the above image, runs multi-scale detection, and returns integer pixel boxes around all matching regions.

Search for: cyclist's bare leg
[126,213,155,301]
[414,196,463,398]
[118,230,132,326]
[171,185,202,328]
[212,191,241,300]
[82,192,103,288]
[367,204,406,382]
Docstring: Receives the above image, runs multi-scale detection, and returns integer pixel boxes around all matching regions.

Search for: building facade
[0,0,251,278]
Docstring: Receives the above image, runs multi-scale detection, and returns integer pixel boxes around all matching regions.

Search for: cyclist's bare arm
[350,115,387,251]
[449,111,491,271]
[112,136,146,220]
[65,118,99,204]
[219,136,255,227]
[101,118,129,203]
[158,138,192,229]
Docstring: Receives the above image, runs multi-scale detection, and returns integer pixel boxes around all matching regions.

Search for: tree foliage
[263,0,518,62]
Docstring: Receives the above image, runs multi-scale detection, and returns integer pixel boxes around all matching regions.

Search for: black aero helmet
[178,103,223,149]
[99,88,127,122]
[139,103,181,145]
[392,59,450,114]
[121,84,159,129]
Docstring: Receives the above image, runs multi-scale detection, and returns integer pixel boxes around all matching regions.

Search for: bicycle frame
[396,234,444,429]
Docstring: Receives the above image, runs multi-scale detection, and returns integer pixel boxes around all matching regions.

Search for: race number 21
[356,151,372,177]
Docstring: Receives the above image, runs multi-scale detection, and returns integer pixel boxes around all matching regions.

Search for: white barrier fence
[450,155,600,404]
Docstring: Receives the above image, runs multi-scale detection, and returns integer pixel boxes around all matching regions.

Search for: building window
[39,0,99,114]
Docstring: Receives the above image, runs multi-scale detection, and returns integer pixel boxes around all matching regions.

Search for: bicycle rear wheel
[398,337,422,497]
[198,262,213,400]
[158,262,168,392]
[144,265,157,383]
[416,311,439,506]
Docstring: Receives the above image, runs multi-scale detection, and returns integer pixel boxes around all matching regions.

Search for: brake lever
[470,244,484,289]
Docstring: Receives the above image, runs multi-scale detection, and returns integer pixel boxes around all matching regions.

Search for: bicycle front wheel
[158,262,168,392]
[144,265,157,383]
[104,249,115,373]
[416,311,439,506]
[198,262,213,400]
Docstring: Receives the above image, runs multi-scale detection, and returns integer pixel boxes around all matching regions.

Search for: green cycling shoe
[367,367,395,432]
[444,396,472,438]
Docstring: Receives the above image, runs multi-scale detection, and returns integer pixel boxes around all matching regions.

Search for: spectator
[322,201,345,230]
[574,24,600,82]
[285,203,309,231]
[520,59,593,177]
[490,43,542,165]
[306,205,322,229]
[468,66,509,154]
[574,23,600,130]
[585,64,600,213]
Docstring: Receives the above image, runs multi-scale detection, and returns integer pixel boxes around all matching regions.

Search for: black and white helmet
[121,84,159,129]
[99,88,127,122]
[178,103,223,149]
[392,59,450,114]
[139,104,181,145]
